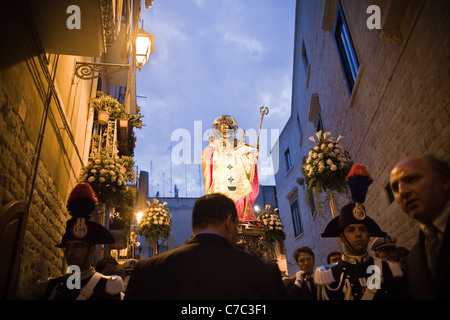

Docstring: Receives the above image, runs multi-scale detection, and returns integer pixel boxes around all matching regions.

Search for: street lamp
[135,29,154,70]
[73,29,154,80]
[136,211,143,224]
[130,211,144,259]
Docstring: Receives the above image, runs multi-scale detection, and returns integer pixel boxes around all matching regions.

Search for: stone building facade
[0,1,144,299]
[274,0,450,275]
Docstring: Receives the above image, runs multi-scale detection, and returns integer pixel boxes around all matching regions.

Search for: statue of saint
[201,115,259,222]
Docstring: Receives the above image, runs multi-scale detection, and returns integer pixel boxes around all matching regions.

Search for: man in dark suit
[125,193,287,300]
[390,155,450,299]
[284,246,317,300]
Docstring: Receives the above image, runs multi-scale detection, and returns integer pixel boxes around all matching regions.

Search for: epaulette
[104,275,124,295]
[314,265,336,286]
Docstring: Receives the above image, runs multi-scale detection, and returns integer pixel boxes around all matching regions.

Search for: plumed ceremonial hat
[321,203,387,237]
[56,183,115,248]
[321,164,386,238]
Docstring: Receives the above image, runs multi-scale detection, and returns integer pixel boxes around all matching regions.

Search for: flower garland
[80,152,127,206]
[137,199,172,243]
[257,205,286,254]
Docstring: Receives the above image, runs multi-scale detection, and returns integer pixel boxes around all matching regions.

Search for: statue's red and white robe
[201,138,259,222]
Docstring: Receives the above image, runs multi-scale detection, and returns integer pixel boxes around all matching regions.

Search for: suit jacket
[406,218,450,299]
[284,277,317,300]
[124,233,287,300]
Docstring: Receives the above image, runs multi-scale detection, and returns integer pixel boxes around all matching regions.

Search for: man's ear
[89,245,96,257]
[225,214,235,231]
[339,234,347,248]
[224,214,238,245]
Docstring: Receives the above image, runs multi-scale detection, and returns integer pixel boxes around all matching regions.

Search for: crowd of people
[32,155,449,300]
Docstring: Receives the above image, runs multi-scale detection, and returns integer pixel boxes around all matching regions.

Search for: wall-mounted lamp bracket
[73,61,130,81]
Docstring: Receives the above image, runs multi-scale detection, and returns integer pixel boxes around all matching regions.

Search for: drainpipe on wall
[27,55,59,208]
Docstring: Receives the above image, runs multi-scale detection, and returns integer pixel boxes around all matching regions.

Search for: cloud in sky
[222,31,264,60]
[135,0,296,197]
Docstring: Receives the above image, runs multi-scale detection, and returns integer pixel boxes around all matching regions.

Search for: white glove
[295,270,305,288]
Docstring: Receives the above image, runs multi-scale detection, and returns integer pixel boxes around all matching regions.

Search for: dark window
[297,113,303,146]
[301,41,309,72]
[316,113,324,132]
[308,94,321,124]
[285,149,293,171]
[334,2,359,95]
[291,200,303,237]
[385,182,395,204]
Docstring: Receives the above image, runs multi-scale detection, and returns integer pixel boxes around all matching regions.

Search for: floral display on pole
[80,152,128,206]
[257,205,286,254]
[137,199,172,254]
[298,131,353,216]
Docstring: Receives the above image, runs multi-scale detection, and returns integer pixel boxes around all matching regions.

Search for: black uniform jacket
[38,269,122,300]
[323,254,408,300]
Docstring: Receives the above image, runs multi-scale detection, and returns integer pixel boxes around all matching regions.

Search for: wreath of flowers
[257,205,286,254]
[137,199,172,242]
[80,152,127,206]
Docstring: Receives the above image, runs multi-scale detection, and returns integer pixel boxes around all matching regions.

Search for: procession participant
[284,246,318,300]
[119,259,139,293]
[96,257,120,276]
[327,252,342,264]
[370,234,399,262]
[125,193,287,300]
[315,164,408,300]
[201,115,260,221]
[33,183,123,300]
[390,155,450,299]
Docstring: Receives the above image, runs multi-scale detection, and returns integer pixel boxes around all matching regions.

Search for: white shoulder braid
[314,265,336,285]
[105,275,124,295]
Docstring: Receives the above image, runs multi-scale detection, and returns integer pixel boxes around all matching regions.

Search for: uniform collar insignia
[342,252,371,265]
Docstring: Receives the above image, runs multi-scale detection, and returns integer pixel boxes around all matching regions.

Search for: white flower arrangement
[258,205,284,232]
[257,205,286,254]
[300,131,353,194]
[297,131,353,216]
[138,199,172,242]
[80,152,127,205]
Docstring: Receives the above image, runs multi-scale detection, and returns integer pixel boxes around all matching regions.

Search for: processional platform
[236,221,277,262]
